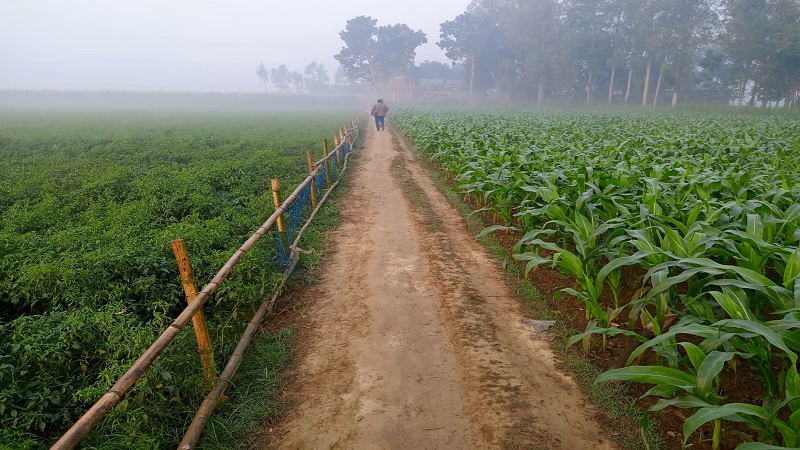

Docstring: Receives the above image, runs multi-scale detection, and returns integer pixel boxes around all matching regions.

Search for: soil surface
[266,125,618,450]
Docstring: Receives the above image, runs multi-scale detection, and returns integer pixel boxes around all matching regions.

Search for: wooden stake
[52,172,319,450]
[170,239,217,384]
[271,179,289,253]
[322,139,331,186]
[334,134,341,168]
[306,151,317,209]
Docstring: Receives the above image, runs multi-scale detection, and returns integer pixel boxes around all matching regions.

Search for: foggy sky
[0,0,468,92]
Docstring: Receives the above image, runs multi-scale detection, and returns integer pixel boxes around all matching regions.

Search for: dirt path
[267,125,617,450]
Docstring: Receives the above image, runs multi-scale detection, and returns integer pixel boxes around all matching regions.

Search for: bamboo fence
[51,113,363,450]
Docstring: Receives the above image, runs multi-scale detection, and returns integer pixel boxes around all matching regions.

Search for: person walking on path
[370,99,389,131]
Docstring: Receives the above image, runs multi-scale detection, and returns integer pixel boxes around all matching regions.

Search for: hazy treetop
[0,0,467,92]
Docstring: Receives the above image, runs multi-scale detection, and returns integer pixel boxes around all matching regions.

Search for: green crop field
[394,108,800,449]
[0,107,355,449]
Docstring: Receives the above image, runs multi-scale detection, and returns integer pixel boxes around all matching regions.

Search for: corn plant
[395,107,800,448]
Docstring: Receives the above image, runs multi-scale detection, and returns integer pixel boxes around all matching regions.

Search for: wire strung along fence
[51,112,364,450]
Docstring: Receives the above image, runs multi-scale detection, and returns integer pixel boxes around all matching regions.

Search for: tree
[256,63,269,93]
[603,0,632,103]
[289,70,304,93]
[631,0,663,106]
[562,0,615,104]
[334,16,427,90]
[657,0,717,106]
[438,11,506,104]
[723,0,800,108]
[444,0,795,107]
[334,66,352,86]
[489,0,567,106]
[303,62,330,93]
[271,65,291,93]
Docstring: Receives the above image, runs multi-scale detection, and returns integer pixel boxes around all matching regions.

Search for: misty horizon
[0,0,467,93]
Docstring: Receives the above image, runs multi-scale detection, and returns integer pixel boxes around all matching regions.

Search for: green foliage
[394,107,800,448]
[199,327,292,450]
[0,110,353,447]
[334,16,427,86]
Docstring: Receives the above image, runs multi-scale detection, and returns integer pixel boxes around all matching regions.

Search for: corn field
[394,109,800,450]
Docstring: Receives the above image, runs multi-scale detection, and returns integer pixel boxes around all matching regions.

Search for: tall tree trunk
[671,88,679,107]
[748,84,758,107]
[737,80,746,109]
[785,84,796,109]
[368,64,379,97]
[586,70,593,104]
[469,57,475,107]
[642,60,651,107]
[608,65,616,104]
[653,63,664,107]
[624,66,633,106]
[537,81,544,108]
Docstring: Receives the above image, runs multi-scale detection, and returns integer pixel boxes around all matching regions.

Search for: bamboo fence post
[306,151,317,209]
[170,239,217,384]
[322,139,331,186]
[51,172,318,450]
[333,135,341,168]
[271,179,289,254]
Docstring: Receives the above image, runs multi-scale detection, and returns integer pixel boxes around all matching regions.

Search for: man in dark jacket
[370,99,389,131]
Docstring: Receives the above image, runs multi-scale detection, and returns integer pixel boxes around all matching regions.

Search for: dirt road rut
[267,125,617,450]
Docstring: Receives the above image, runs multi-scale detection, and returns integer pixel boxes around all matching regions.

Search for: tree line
[256,0,799,107]
[436,0,799,107]
[254,59,462,95]
[255,62,344,93]
[330,1,799,107]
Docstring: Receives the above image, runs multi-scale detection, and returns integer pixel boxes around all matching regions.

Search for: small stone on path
[521,319,556,332]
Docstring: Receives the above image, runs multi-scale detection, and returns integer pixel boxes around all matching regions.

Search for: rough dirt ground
[265,124,618,450]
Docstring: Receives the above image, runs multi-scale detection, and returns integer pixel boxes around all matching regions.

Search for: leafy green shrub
[0,109,355,447]
[0,302,203,440]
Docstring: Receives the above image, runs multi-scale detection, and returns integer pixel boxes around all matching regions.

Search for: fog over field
[2,0,798,109]
[0,0,466,92]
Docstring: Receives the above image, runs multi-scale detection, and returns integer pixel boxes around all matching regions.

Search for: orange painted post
[271,179,289,254]
[306,151,317,209]
[322,139,331,186]
[170,239,217,385]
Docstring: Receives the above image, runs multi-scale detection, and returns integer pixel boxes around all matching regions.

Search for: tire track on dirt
[387,127,617,450]
[269,126,474,449]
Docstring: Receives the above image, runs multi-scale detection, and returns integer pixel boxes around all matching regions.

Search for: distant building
[666,82,733,105]
[385,75,415,103]
[418,79,467,102]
